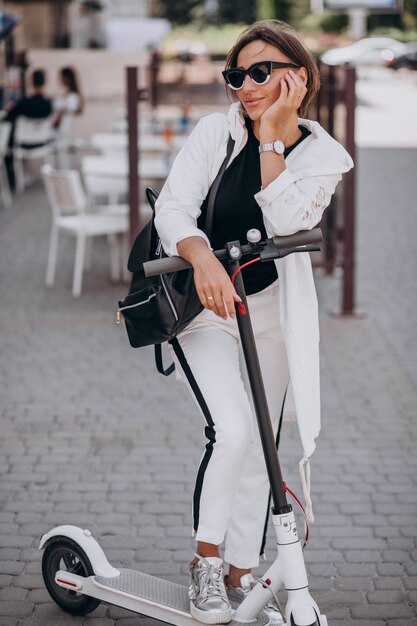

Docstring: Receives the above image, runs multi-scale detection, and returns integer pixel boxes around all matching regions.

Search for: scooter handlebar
[143,228,322,277]
[272,227,322,249]
[144,255,192,277]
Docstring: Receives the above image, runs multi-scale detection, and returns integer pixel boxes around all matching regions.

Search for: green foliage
[273,0,291,22]
[256,0,276,20]
[219,0,256,23]
[156,0,295,25]
[400,0,417,30]
[161,23,247,59]
[156,0,417,39]
[255,0,292,22]
[155,0,201,24]
[299,10,348,33]
[404,0,417,22]
[367,12,402,31]
[367,25,417,41]
[289,0,313,28]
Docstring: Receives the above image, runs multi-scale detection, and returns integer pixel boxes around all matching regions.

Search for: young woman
[155,21,353,625]
[53,66,83,132]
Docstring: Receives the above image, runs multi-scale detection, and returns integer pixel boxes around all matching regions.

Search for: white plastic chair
[0,121,12,207]
[82,170,128,206]
[42,164,129,297]
[14,116,55,192]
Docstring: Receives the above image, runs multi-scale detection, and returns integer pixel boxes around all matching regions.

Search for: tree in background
[156,0,295,25]
[366,0,417,32]
[250,0,292,22]
[155,0,201,24]
[256,0,275,20]
[403,0,417,27]
[272,0,292,23]
[156,0,417,31]
[289,0,313,28]
[218,0,255,23]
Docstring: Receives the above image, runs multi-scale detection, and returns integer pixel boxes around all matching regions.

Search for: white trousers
[171,279,289,569]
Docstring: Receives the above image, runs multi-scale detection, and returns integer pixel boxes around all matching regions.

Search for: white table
[81,154,169,204]
[82,154,169,181]
[90,132,186,154]
[112,116,199,134]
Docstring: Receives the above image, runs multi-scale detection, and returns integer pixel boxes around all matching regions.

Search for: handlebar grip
[272,228,322,249]
[144,255,192,277]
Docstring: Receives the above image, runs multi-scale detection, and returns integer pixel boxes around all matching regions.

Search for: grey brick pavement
[0,144,416,625]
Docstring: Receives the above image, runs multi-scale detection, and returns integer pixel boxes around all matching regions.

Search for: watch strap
[258,139,285,155]
[259,142,274,153]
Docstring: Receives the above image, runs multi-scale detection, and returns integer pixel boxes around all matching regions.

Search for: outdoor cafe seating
[90,132,186,155]
[42,164,130,298]
[14,115,55,192]
[80,153,168,205]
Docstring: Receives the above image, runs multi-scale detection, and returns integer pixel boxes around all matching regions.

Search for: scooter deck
[94,569,270,626]
[95,569,190,612]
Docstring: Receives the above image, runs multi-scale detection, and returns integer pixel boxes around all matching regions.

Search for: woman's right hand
[177,237,241,319]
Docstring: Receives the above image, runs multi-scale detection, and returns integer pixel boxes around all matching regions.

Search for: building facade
[2,0,155,49]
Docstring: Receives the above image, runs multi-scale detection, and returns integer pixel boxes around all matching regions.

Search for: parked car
[321,37,407,66]
[383,42,417,70]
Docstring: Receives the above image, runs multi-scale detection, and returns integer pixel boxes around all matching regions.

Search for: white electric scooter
[40,227,328,626]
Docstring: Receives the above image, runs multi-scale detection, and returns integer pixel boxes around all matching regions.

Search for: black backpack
[117,187,202,375]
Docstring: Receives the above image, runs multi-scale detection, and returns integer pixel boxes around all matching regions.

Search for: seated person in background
[5,68,52,135]
[4,68,52,188]
[53,66,83,134]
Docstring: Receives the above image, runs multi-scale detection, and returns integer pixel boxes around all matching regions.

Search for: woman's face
[235,40,298,121]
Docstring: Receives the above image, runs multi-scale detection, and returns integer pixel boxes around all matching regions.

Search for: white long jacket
[155,103,353,512]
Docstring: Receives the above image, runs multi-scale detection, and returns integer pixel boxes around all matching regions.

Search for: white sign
[105,18,170,52]
[324,0,399,8]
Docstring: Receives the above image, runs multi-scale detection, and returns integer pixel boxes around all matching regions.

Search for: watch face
[273,140,285,154]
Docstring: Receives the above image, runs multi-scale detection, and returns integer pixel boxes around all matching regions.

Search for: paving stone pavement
[0,144,416,626]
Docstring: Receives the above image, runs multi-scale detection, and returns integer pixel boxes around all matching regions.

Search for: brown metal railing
[313,62,357,315]
[126,66,148,246]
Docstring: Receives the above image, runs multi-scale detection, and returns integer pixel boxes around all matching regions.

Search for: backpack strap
[154,344,175,377]
[204,134,235,239]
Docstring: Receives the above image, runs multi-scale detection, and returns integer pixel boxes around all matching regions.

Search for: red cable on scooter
[284,482,310,549]
[231,259,261,315]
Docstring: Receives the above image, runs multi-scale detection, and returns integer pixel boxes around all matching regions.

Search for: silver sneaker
[189,554,232,624]
[227,573,284,625]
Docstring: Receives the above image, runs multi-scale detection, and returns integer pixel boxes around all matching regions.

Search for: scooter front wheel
[290,617,319,626]
[42,536,101,615]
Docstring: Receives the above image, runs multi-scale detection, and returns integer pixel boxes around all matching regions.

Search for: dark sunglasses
[222,60,300,91]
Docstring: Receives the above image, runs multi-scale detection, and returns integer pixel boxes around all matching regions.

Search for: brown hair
[225,21,320,117]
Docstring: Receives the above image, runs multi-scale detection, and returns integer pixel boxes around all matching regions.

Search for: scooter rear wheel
[42,536,101,615]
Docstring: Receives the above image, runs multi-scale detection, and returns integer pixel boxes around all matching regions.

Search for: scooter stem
[227,251,289,513]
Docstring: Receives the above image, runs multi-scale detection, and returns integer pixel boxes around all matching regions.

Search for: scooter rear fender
[39,524,120,579]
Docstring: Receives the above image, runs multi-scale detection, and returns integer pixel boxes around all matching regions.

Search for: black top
[199,118,311,295]
[6,94,52,123]
[5,94,53,148]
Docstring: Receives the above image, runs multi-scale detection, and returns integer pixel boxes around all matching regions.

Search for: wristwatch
[258,139,285,155]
